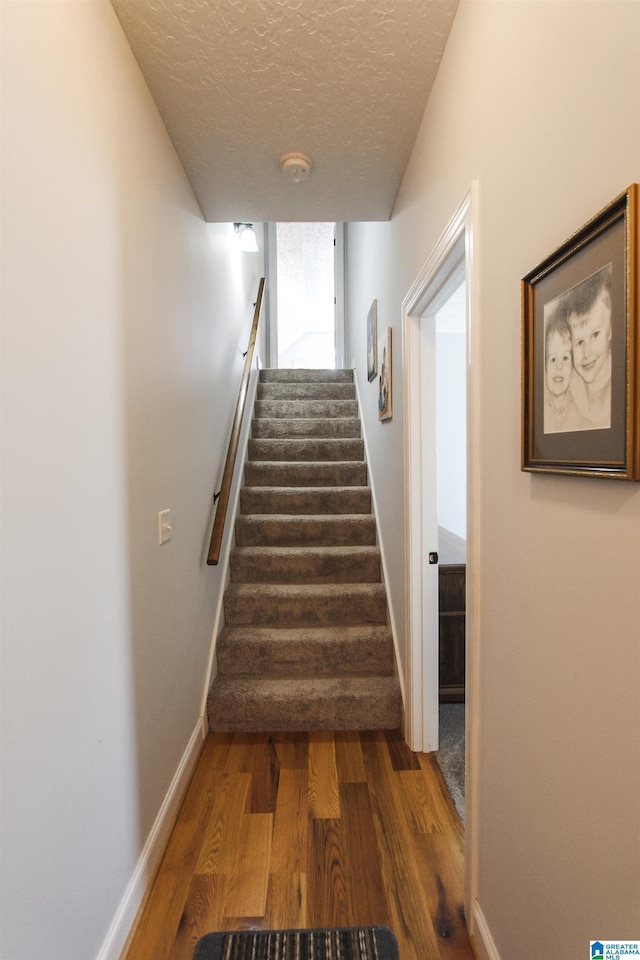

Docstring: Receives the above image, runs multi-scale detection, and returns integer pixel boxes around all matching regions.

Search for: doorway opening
[415,245,467,786]
[402,185,479,919]
[266,222,345,369]
[435,277,467,824]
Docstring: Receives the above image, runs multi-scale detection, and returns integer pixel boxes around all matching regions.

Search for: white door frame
[334,223,346,368]
[402,183,481,919]
[264,222,279,368]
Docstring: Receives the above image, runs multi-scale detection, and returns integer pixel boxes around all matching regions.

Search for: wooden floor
[124,730,474,960]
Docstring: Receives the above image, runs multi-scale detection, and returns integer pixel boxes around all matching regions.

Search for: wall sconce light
[234,222,259,252]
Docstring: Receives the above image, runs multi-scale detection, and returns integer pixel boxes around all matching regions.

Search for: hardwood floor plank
[358,729,386,744]
[307,818,350,927]
[391,758,469,958]
[339,781,391,926]
[334,730,366,782]
[196,773,250,874]
[384,728,422,771]
[198,732,234,772]
[168,874,228,960]
[244,735,281,813]
[217,916,266,933]
[270,767,308,874]
[360,736,443,960]
[125,862,195,960]
[413,833,472,959]
[264,872,308,929]
[272,731,309,769]
[308,732,340,819]
[225,813,273,917]
[395,769,445,835]
[164,736,229,814]
[223,732,268,772]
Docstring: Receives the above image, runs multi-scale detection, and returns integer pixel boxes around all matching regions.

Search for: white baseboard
[96,718,206,960]
[471,901,502,960]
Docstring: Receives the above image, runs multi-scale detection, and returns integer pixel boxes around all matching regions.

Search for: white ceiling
[111,0,459,223]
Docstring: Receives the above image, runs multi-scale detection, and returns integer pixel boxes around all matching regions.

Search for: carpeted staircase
[207,368,403,732]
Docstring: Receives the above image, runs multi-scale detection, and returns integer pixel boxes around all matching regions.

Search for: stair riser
[260,369,353,383]
[240,487,371,516]
[224,592,388,627]
[244,462,368,487]
[230,550,381,583]
[252,418,361,439]
[235,516,377,547]
[249,439,364,462]
[254,400,359,419]
[208,681,403,732]
[217,637,394,677]
[258,383,355,401]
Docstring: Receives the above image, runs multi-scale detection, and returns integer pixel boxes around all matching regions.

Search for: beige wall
[0,3,263,958]
[346,1,640,955]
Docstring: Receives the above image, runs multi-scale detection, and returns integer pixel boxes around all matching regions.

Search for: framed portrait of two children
[522,183,639,479]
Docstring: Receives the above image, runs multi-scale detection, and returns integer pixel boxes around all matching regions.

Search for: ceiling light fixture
[234,222,259,252]
[280,152,312,183]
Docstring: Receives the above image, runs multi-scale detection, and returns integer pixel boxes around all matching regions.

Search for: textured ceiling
[111,0,459,222]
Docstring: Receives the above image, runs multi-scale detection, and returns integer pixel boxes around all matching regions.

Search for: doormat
[193,926,399,960]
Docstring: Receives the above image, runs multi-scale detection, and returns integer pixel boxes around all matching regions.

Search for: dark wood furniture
[439,563,465,703]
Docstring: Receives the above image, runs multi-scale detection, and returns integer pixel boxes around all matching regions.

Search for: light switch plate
[158,509,172,544]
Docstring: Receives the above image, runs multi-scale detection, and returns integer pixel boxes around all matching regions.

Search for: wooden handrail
[207,277,265,565]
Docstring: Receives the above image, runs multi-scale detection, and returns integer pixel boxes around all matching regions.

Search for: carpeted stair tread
[207,675,403,732]
[235,514,377,546]
[240,485,371,515]
[216,624,395,675]
[244,461,367,487]
[224,582,388,627]
[230,545,381,583]
[259,368,354,383]
[254,399,359,419]
[249,437,364,462]
[258,382,355,401]
[252,417,362,439]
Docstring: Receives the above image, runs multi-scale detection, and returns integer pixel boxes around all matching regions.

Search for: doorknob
[428,552,439,565]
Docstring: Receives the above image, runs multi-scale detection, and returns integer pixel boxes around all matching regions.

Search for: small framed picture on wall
[367,300,377,382]
[378,327,392,421]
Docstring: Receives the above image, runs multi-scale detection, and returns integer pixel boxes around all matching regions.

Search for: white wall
[436,295,466,541]
[0,4,263,958]
[346,1,640,956]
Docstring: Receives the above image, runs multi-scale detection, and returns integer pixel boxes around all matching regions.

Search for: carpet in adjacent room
[437,703,465,822]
